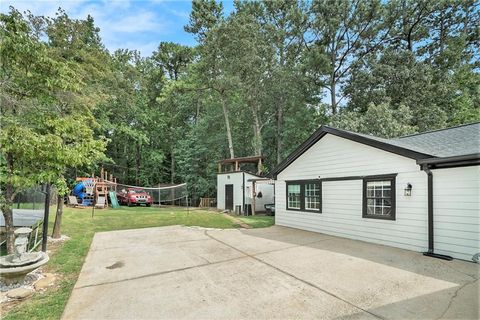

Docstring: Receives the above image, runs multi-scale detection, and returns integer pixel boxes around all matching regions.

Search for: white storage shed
[217,171,274,214]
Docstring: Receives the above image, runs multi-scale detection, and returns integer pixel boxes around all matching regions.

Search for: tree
[96,50,154,185]
[308,0,390,114]
[344,48,449,131]
[185,0,224,42]
[241,0,312,163]
[343,0,479,131]
[0,9,106,251]
[186,0,239,159]
[218,6,273,156]
[331,102,417,138]
[44,9,111,238]
[153,43,194,183]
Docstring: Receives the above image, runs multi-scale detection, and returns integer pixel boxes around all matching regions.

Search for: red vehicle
[117,188,153,207]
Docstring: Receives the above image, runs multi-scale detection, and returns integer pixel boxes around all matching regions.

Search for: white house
[271,123,480,261]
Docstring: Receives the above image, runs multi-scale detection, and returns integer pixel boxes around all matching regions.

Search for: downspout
[421,165,453,261]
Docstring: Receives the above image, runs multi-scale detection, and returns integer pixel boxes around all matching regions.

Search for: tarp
[0,209,44,227]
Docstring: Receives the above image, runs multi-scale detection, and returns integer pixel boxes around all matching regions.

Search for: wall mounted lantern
[404,183,412,196]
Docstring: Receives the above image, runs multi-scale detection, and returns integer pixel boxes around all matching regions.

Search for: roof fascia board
[322,127,432,160]
[417,153,480,169]
[217,170,264,178]
[270,129,327,178]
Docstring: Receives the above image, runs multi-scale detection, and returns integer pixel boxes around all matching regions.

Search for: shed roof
[271,122,480,178]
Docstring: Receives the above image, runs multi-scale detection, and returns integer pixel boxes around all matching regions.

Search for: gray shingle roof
[392,123,480,157]
[344,123,480,157]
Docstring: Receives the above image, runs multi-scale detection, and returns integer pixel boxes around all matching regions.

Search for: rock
[34,275,56,290]
[6,287,34,299]
[0,292,8,303]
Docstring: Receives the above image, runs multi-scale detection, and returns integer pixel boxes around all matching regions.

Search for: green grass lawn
[3,206,274,320]
[236,215,276,228]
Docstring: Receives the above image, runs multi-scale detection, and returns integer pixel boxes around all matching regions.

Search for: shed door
[225,184,234,210]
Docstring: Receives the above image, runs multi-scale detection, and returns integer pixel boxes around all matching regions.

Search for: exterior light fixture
[404,183,412,196]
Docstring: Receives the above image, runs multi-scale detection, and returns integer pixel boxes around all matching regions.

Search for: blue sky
[1,0,235,56]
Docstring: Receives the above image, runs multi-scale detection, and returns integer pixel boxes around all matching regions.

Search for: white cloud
[168,8,189,19]
[108,11,165,33]
[1,0,87,17]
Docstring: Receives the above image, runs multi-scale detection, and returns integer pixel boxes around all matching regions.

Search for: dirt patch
[222,214,251,229]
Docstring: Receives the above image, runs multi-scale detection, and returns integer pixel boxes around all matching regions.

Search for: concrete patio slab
[76,227,243,288]
[62,225,479,320]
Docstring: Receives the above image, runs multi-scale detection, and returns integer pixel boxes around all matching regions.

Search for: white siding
[217,172,275,213]
[276,134,429,254]
[432,166,480,261]
[217,172,244,211]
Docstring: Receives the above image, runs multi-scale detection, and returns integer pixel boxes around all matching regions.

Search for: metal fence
[1,185,54,255]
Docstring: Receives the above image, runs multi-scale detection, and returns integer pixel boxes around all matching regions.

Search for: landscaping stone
[34,275,56,290]
[7,287,34,299]
[48,235,71,243]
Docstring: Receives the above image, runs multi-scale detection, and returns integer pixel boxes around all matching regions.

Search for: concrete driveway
[62,225,479,319]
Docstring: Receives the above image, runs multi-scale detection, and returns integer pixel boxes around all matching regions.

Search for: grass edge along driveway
[3,206,274,320]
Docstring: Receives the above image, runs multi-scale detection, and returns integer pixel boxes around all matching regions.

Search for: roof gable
[271,123,480,178]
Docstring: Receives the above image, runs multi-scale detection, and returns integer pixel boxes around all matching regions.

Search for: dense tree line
[1,0,479,239]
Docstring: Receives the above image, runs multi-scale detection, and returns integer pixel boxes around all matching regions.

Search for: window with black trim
[363,175,396,220]
[305,182,320,210]
[286,180,321,212]
[287,183,301,209]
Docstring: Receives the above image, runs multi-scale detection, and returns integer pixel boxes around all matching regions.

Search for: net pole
[158,189,161,207]
[91,197,95,218]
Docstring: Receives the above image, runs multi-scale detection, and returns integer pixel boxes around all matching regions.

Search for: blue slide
[72,182,91,206]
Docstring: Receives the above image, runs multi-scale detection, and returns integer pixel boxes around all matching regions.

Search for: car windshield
[129,189,146,194]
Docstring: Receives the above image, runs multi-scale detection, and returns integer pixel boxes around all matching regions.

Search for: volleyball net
[106,181,189,206]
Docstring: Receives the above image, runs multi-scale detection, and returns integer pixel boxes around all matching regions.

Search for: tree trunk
[52,194,63,239]
[136,143,141,185]
[220,95,235,159]
[276,100,284,164]
[330,78,337,114]
[1,201,15,254]
[170,145,175,184]
[2,153,15,254]
[250,101,263,156]
[439,11,445,54]
[123,143,128,183]
[277,47,286,165]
